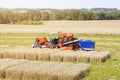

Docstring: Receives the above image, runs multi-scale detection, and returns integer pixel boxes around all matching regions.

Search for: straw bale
[76,52,90,63]
[89,54,96,63]
[0,59,14,78]
[35,62,58,80]
[37,49,59,61]
[25,50,38,60]
[89,52,102,63]
[0,69,5,79]
[0,59,27,79]
[99,51,110,60]
[50,53,64,61]
[0,50,4,58]
[5,61,42,80]
[14,48,27,59]
[14,48,38,60]
[58,63,90,80]
[13,61,56,80]
[2,49,15,58]
[63,53,76,62]
[37,53,50,61]
[0,59,27,68]
[53,51,76,62]
[22,62,58,80]
[95,53,105,63]
[5,66,23,80]
[40,48,60,52]
[44,62,74,80]
[76,51,110,63]
[14,50,25,59]
[2,59,89,80]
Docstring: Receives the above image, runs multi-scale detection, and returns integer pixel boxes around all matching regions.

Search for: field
[0,20,120,34]
[0,21,120,80]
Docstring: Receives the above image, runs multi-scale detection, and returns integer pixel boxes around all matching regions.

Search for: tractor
[32,32,95,51]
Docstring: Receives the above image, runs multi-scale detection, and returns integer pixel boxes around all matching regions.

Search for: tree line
[0,9,120,24]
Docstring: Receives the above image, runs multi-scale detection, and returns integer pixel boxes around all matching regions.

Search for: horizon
[0,7,119,10]
[0,0,120,9]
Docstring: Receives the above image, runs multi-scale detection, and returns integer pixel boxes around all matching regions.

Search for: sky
[0,0,120,9]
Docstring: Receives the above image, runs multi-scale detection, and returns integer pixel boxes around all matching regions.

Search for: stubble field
[0,20,120,80]
[0,20,120,34]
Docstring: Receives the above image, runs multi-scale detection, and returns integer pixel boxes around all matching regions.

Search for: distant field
[0,20,120,34]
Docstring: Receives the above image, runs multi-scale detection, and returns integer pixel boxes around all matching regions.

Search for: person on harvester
[57,33,80,50]
[57,33,66,48]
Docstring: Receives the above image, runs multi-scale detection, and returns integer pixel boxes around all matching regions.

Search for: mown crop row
[0,59,89,80]
[0,48,110,63]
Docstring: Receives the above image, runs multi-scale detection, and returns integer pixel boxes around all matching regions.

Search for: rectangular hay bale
[37,48,60,61]
[59,63,90,80]
[45,63,73,80]
[0,59,27,79]
[63,53,76,62]
[22,62,58,80]
[0,51,4,58]
[3,59,89,80]
[5,61,41,80]
[14,51,25,59]
[25,51,38,60]
[2,49,15,59]
[50,53,64,61]
[76,53,90,63]
[55,51,76,62]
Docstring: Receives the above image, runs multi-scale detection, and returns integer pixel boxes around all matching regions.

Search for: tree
[0,9,120,24]
[25,10,41,21]
[84,11,93,20]
[0,11,5,23]
[50,10,63,20]
[41,12,50,20]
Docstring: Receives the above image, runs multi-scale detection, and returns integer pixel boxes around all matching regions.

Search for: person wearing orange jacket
[58,33,74,50]
[33,37,53,48]
[57,33,80,50]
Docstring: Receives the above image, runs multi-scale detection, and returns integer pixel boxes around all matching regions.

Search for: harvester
[32,32,95,51]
